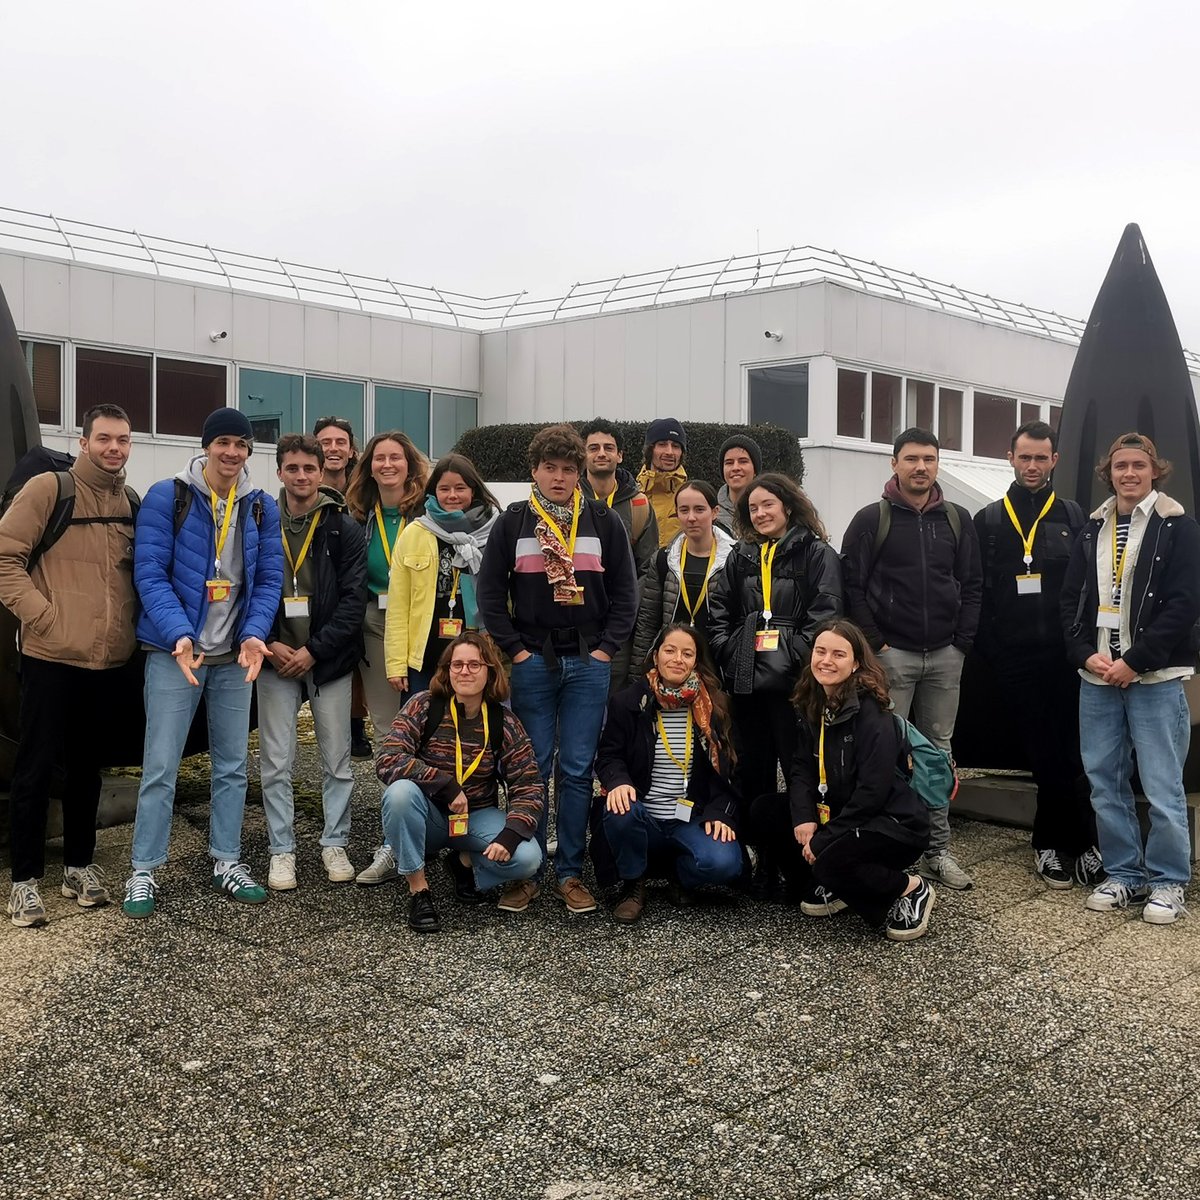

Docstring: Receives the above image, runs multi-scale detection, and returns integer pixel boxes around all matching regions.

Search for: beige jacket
[0,454,138,668]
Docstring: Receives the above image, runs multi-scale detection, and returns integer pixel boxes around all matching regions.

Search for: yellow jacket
[384,522,441,678]
[636,466,688,547]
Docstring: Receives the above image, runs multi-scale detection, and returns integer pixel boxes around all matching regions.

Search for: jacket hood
[181,453,254,500]
[1089,489,1184,521]
[277,485,344,530]
[637,465,688,493]
[665,525,736,577]
[883,475,946,514]
[582,466,642,504]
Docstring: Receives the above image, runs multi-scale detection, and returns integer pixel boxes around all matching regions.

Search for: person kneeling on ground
[790,620,935,942]
[596,623,743,923]
[375,632,543,932]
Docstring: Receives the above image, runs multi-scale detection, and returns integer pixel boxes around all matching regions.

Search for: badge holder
[284,595,310,618]
[1097,605,1121,630]
[448,811,469,838]
[439,597,464,639]
[673,797,694,823]
[1015,574,1042,595]
[206,579,232,603]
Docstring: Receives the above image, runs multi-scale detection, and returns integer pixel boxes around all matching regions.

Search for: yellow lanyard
[817,715,830,822]
[1112,516,1131,595]
[280,510,322,596]
[655,709,693,780]
[604,488,616,508]
[450,698,489,787]
[529,488,581,557]
[760,540,779,622]
[374,503,405,566]
[1003,490,1056,572]
[678,540,717,621]
[205,474,236,575]
[447,567,461,613]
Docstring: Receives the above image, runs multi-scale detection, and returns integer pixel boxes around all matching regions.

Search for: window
[431,393,478,458]
[748,362,809,437]
[76,348,152,433]
[1020,401,1042,427]
[307,376,364,441]
[905,378,934,431]
[375,385,431,451]
[938,387,963,452]
[1048,403,1062,431]
[21,340,62,426]
[837,369,866,438]
[240,368,303,445]
[870,372,902,446]
[157,358,227,437]
[974,391,1017,459]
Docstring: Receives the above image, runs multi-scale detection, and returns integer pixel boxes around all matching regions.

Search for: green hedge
[453,421,803,485]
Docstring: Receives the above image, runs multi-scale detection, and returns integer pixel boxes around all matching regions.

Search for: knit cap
[202,407,254,447]
[644,417,687,450]
[718,433,763,475]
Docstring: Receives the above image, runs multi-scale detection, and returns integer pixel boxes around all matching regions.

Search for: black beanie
[719,434,763,476]
[202,407,254,448]
[644,417,687,450]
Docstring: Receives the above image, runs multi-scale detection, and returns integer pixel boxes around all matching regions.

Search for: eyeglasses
[449,661,485,674]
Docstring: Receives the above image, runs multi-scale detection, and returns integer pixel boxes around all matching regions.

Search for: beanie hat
[719,433,763,476]
[202,407,254,448]
[644,417,687,451]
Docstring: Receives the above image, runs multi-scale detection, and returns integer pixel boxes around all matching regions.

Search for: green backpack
[894,715,956,809]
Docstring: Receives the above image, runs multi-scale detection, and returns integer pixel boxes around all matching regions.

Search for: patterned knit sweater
[376,690,543,853]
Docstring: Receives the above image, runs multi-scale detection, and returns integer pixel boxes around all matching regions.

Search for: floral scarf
[647,668,722,773]
[532,485,579,602]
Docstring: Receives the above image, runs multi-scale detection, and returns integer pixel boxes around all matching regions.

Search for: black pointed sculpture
[1055,223,1200,516]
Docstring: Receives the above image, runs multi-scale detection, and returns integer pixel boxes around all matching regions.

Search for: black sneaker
[407,889,442,933]
[885,879,936,942]
[749,859,782,903]
[444,853,484,903]
[351,731,373,761]
[1034,849,1073,890]
[800,885,849,918]
[1073,846,1104,888]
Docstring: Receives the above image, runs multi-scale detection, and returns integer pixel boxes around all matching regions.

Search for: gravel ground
[3,726,1200,1200]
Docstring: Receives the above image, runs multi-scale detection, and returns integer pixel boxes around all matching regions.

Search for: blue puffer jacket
[134,474,284,651]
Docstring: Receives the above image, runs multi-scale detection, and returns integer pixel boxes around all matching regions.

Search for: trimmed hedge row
[453,421,803,485]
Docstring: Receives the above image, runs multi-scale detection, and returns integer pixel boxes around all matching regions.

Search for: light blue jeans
[381,779,542,889]
[509,651,611,881]
[131,650,253,871]
[1079,678,1192,889]
[257,667,353,854]
[879,644,965,853]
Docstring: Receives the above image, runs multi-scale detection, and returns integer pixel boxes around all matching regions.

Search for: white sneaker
[321,846,355,884]
[1143,885,1189,925]
[355,845,398,886]
[1085,879,1149,912]
[268,853,297,891]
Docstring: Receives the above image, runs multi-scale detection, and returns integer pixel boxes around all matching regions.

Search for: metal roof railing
[2,206,1196,370]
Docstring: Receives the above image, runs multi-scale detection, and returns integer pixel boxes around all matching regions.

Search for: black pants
[8,655,117,882]
[986,649,1095,854]
[732,692,798,820]
[811,829,920,929]
[745,791,810,889]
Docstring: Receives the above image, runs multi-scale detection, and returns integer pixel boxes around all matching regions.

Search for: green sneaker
[122,871,157,919]
[212,862,268,905]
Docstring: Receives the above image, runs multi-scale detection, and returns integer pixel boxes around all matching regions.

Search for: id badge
[1015,574,1042,595]
[673,797,694,823]
[448,812,469,838]
[377,593,389,611]
[755,628,780,652]
[206,579,232,603]
[284,595,310,619]
[438,617,464,638]
[558,586,585,606]
[1097,605,1121,630]
[817,802,831,825]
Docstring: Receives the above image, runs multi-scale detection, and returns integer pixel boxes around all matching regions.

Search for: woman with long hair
[630,479,737,678]
[786,619,934,940]
[596,623,743,923]
[375,633,544,932]
[385,453,500,696]
[706,472,843,896]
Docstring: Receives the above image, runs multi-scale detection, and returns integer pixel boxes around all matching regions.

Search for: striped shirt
[643,708,690,819]
[1111,513,1131,654]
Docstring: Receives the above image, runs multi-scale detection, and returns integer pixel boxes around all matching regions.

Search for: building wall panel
[22,258,70,337]
[113,273,157,349]
[592,316,626,417]
[153,281,196,355]
[0,254,24,328]
[69,268,114,345]
[401,321,433,384]
[337,311,371,378]
[304,305,339,373]
[562,319,596,420]
[533,323,565,421]
[432,327,463,390]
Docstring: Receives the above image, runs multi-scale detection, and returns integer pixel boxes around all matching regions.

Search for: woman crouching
[596,623,743,923]
[791,620,935,942]
[376,632,543,932]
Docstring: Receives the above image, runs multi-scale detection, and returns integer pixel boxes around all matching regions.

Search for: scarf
[531,485,579,602]
[415,499,497,629]
[647,668,722,773]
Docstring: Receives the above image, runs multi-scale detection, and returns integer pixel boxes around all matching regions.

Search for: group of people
[2,402,1196,940]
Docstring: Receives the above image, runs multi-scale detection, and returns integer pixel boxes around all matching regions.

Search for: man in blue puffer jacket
[122,408,284,919]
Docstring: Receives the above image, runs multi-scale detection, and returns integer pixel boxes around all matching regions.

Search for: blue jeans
[131,651,253,871]
[1079,679,1192,888]
[603,802,743,888]
[257,667,353,853]
[509,651,611,881]
[381,779,542,889]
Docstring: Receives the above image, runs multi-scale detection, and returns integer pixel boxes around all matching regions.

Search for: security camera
[209,330,228,342]
[764,330,782,341]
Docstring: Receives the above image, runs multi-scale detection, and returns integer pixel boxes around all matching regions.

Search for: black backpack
[1,448,140,573]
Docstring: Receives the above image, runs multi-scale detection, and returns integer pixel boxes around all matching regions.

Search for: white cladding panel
[533,323,565,420]
[688,301,725,421]
[0,254,23,328]
[231,293,270,364]
[268,301,304,369]
[370,315,404,381]
[432,327,462,389]
[337,312,371,377]
[563,319,595,420]
[655,305,691,415]
[69,268,114,345]
[401,321,433,384]
[480,333,508,423]
[624,310,657,414]
[593,315,626,416]
[23,258,70,335]
[194,290,234,359]
[304,305,339,373]
[112,273,156,348]
[505,328,536,418]
[153,281,196,355]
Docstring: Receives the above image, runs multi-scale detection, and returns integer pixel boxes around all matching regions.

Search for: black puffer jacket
[706,525,844,695]
[790,690,929,858]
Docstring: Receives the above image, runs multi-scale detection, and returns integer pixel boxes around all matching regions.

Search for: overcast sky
[6,1,1199,346]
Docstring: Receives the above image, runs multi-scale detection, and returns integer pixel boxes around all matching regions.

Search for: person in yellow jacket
[637,417,689,548]
[384,453,500,696]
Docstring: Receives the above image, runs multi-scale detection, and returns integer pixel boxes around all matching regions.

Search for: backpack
[871,496,960,564]
[417,694,507,785]
[894,714,956,809]
[170,479,265,535]
[2,448,140,573]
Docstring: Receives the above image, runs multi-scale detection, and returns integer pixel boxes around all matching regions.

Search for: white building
[4,207,1197,540]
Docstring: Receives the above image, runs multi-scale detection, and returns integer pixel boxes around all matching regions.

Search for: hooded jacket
[580,467,659,578]
[0,453,137,669]
[636,465,688,548]
[134,456,284,654]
